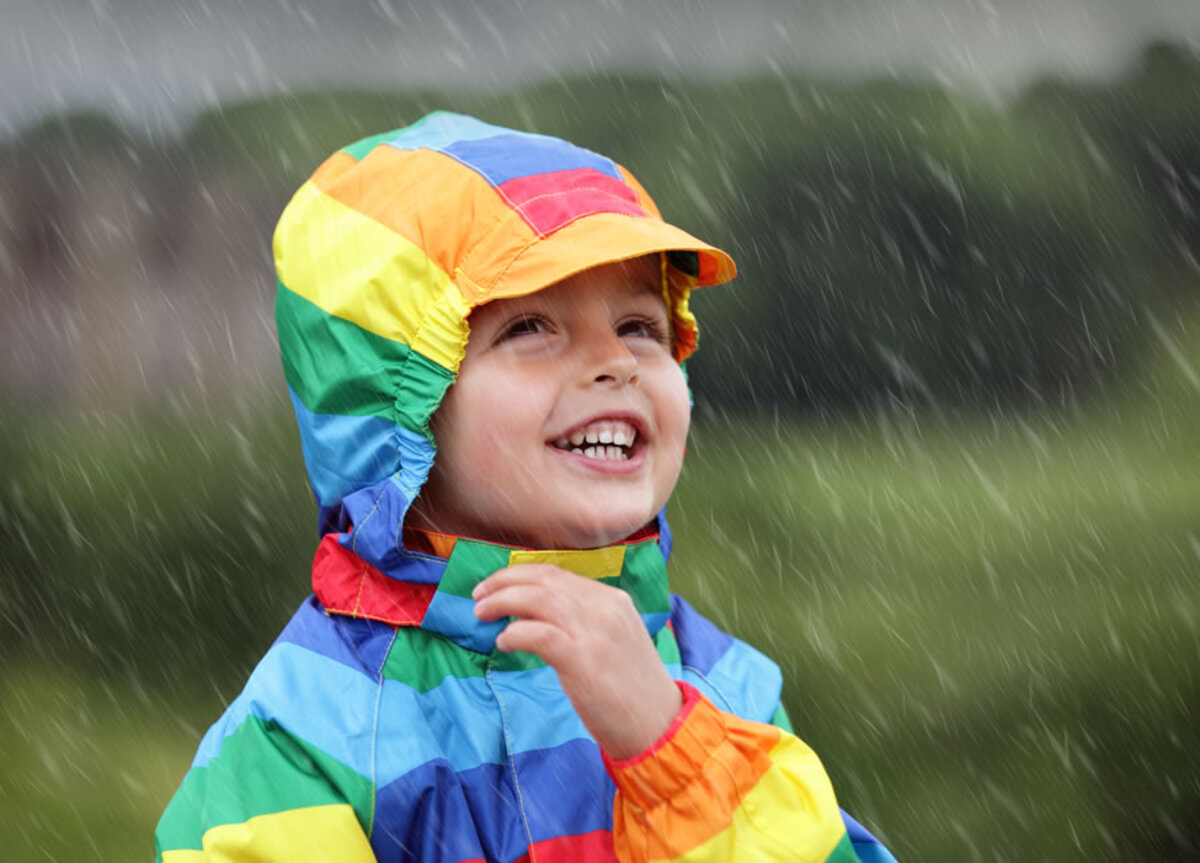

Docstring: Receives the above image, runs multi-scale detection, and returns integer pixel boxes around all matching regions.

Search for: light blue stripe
[420,590,507,653]
[422,589,670,654]
[289,385,435,507]
[192,642,615,787]
[385,111,527,153]
[192,642,378,775]
[288,385,405,506]
[683,637,782,723]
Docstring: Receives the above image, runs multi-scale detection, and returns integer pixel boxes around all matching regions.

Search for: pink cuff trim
[602,680,703,770]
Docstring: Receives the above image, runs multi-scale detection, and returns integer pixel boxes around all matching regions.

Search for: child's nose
[584,329,639,387]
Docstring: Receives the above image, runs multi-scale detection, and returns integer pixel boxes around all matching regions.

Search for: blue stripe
[692,634,782,723]
[515,738,615,842]
[374,738,614,860]
[338,476,441,583]
[384,112,620,186]
[288,385,405,507]
[191,642,377,776]
[274,597,394,680]
[422,589,668,654]
[669,593,734,675]
[842,810,898,863]
[420,590,507,653]
[442,133,621,186]
[372,759,497,861]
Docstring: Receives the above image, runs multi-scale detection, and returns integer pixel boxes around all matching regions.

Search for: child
[155,111,896,862]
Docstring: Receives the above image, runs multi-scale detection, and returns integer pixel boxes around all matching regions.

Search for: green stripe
[396,349,457,438]
[434,539,512,599]
[379,612,686,689]
[621,540,671,618]
[341,127,407,161]
[276,281,454,435]
[155,716,372,852]
[655,620,682,666]
[381,628,489,691]
[769,702,794,734]
[824,833,861,862]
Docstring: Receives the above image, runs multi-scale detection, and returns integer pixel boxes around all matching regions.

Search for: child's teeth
[562,422,637,457]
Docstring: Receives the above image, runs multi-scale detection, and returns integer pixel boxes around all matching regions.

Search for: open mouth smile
[550,419,640,462]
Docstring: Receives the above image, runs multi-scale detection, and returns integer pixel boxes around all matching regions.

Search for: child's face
[412,255,690,549]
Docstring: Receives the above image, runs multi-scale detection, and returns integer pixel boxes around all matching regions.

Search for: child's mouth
[550,419,638,462]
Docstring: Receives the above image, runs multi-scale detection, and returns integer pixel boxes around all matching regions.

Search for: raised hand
[473,564,683,761]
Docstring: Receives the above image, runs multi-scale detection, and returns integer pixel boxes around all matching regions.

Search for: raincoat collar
[312,513,674,655]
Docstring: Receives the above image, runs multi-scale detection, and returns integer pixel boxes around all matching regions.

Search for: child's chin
[545,513,656,549]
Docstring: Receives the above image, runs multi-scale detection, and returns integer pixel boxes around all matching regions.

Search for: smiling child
[155,112,895,862]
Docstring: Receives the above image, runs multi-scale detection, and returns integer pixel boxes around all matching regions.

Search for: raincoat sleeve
[154,642,378,862]
[603,681,864,862]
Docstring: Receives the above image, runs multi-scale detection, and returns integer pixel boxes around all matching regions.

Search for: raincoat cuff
[601,680,720,807]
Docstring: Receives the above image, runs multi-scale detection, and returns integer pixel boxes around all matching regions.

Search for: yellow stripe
[162,803,375,863]
[274,180,469,372]
[664,735,846,862]
[508,546,626,580]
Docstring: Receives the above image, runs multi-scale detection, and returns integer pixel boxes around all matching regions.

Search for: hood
[273,111,736,578]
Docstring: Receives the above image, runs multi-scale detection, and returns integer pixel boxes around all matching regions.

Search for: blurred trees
[3,42,1198,417]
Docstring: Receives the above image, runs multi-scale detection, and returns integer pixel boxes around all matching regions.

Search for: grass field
[2,313,1197,860]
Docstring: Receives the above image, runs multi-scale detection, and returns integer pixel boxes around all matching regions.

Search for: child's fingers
[472,583,576,624]
[472,563,577,600]
[494,618,573,663]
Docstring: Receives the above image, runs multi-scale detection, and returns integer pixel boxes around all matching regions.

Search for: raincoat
[155,112,896,863]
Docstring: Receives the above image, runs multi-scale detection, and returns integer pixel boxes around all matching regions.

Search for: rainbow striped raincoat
[155,112,896,862]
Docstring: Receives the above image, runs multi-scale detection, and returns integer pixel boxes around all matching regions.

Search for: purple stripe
[669,593,734,675]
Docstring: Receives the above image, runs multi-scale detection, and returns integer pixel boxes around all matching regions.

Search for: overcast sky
[3,0,1199,136]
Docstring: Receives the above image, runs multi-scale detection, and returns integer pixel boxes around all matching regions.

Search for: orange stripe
[617,164,664,219]
[608,685,780,859]
[309,145,536,304]
[666,735,846,861]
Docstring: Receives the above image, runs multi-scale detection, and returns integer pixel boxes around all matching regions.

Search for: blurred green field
[1,311,1198,861]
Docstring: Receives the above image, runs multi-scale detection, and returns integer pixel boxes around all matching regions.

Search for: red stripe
[311,534,436,625]
[527,829,617,862]
[497,168,646,236]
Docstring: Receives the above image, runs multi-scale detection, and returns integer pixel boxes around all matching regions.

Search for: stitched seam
[486,656,537,860]
[435,150,531,263]
[368,626,399,839]
[680,664,735,712]
[510,186,640,229]
[322,607,426,626]
[351,562,368,617]
[349,473,396,555]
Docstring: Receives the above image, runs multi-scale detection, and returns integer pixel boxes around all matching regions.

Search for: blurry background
[2,1,1198,860]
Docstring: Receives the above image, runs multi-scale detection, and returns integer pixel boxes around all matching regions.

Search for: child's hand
[473,564,683,761]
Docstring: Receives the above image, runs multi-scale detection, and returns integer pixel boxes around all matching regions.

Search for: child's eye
[617,317,670,345]
[498,314,550,341]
